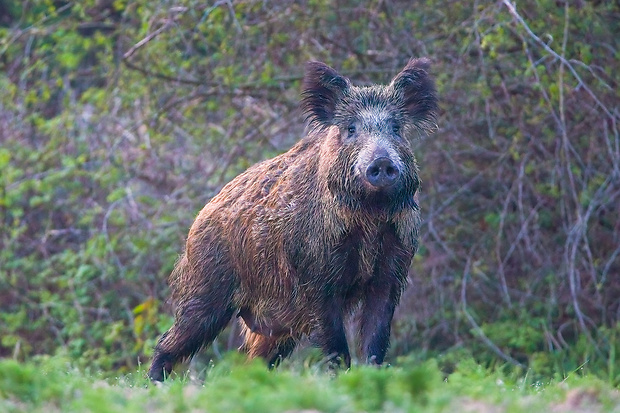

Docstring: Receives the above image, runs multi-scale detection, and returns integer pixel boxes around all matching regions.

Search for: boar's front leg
[315,296,351,368]
[359,268,405,365]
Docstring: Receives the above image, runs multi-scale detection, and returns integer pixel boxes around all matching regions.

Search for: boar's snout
[365,156,399,188]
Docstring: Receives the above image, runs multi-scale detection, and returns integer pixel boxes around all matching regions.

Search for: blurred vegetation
[1,353,619,412]
[0,0,619,385]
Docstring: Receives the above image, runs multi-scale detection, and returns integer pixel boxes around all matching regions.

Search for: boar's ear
[301,61,350,127]
[391,58,438,133]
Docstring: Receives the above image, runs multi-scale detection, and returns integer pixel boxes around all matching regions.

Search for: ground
[1,354,618,413]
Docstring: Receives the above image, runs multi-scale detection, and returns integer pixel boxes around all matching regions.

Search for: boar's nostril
[365,157,399,188]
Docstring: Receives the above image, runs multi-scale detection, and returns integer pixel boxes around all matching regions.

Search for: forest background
[0,0,619,389]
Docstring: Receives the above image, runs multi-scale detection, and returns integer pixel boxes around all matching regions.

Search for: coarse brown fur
[148,58,438,381]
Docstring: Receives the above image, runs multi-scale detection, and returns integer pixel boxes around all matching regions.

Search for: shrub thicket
[0,0,618,381]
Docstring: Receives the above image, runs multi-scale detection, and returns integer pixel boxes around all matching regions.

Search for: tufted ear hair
[390,58,438,133]
[301,61,350,128]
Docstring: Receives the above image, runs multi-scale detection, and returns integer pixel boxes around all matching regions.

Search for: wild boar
[149,58,438,381]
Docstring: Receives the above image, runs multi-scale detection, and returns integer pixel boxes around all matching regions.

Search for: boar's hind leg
[149,295,235,381]
[267,337,297,368]
[242,329,297,368]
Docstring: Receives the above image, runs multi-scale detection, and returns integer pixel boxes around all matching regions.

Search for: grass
[0,353,618,413]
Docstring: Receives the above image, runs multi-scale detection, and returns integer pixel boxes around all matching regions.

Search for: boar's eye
[392,124,401,134]
[347,125,356,136]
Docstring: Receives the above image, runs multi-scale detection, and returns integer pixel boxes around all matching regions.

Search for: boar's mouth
[331,176,418,216]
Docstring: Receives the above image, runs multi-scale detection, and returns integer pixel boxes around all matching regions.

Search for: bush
[0,0,618,381]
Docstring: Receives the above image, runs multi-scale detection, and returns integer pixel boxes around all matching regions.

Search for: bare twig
[495,173,515,307]
[502,0,617,121]
[0,2,74,59]
[122,59,204,86]
[102,199,125,276]
[123,20,174,60]
[461,252,527,368]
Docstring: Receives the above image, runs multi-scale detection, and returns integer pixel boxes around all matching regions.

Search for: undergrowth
[0,353,618,413]
[1,0,619,394]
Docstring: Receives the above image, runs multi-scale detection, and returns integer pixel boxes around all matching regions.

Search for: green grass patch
[0,354,618,413]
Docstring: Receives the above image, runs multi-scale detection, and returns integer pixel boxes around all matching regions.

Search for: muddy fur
[148,59,438,381]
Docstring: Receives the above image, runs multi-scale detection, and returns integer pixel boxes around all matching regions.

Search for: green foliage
[1,355,618,413]
[338,359,441,411]
[1,0,619,386]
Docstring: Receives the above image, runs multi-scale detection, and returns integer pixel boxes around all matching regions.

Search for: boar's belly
[237,307,294,337]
